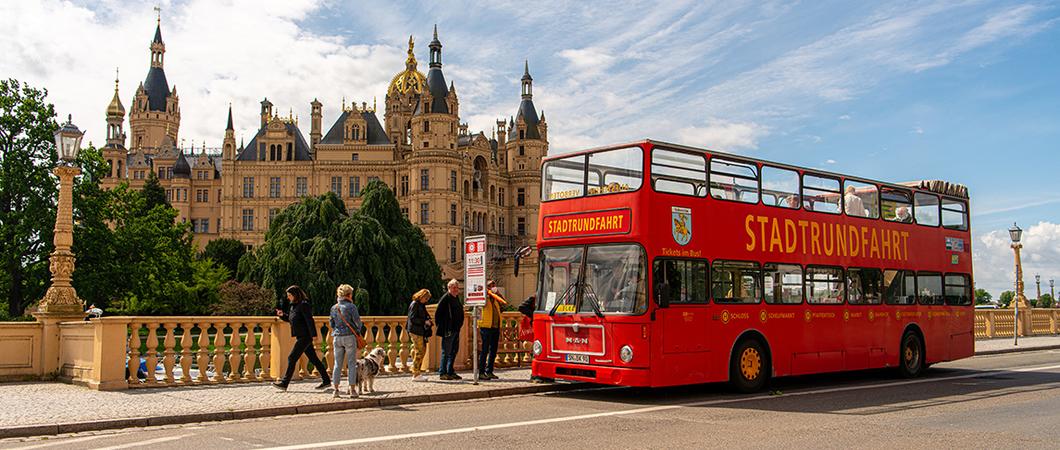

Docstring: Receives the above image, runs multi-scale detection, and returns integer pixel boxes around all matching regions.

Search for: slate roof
[172,151,191,178]
[236,122,313,161]
[516,99,541,140]
[142,67,170,112]
[425,68,449,114]
[319,110,390,145]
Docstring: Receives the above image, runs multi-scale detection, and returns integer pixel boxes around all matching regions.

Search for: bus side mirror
[656,284,670,309]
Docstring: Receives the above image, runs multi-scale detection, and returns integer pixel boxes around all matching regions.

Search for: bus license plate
[565,354,590,364]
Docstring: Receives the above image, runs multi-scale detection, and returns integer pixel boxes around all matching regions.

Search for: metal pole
[472,306,481,385]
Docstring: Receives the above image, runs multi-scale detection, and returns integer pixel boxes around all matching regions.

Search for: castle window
[269,177,281,198]
[352,126,360,141]
[242,209,254,231]
[450,171,457,192]
[419,202,429,225]
[519,145,525,156]
[517,217,526,236]
[400,176,408,196]
[424,121,430,133]
[269,208,279,225]
[166,189,172,201]
[296,177,308,196]
[450,203,457,225]
[464,211,469,227]
[217,218,221,233]
[352,153,359,161]
[519,130,524,139]
[348,177,359,197]
[499,188,505,206]
[167,167,173,179]
[422,141,429,149]
[401,207,409,219]
[217,189,222,203]
[286,142,293,161]
[420,169,429,191]
[450,240,457,263]
[517,188,525,206]
[331,176,342,196]
[499,217,505,234]
[242,177,255,198]
[490,186,496,203]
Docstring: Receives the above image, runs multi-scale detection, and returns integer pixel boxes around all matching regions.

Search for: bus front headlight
[620,345,634,363]
[533,340,543,356]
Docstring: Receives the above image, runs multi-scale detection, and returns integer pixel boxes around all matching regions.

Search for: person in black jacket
[435,279,465,380]
[274,285,331,391]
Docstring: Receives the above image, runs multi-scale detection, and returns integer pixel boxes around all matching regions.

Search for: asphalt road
[5,350,1060,449]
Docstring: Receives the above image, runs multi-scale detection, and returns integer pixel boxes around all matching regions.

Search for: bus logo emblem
[671,207,692,246]
[869,311,875,321]
[721,310,730,324]
[760,310,767,323]
[804,310,812,323]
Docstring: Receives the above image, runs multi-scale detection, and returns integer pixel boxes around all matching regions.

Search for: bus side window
[914,192,940,227]
[843,179,879,219]
[711,260,760,304]
[881,187,913,223]
[761,166,800,209]
[941,198,968,231]
[802,173,841,214]
[763,263,803,304]
[847,268,882,305]
[651,148,707,197]
[805,266,844,304]
[710,158,759,204]
[653,259,708,304]
[944,274,972,306]
[917,272,944,305]
[883,269,916,305]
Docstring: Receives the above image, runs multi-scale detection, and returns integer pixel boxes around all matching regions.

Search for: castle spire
[226,103,233,131]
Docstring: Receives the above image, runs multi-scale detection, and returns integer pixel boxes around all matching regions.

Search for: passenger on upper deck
[844,186,867,217]
[895,206,912,223]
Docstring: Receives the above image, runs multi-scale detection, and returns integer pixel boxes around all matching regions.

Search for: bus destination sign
[542,208,632,240]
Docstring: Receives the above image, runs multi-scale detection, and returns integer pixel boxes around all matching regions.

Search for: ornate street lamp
[1035,274,1042,304]
[37,115,85,314]
[1009,223,1029,342]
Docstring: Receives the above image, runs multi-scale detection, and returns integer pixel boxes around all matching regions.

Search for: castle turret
[128,13,180,152]
[223,104,235,160]
[310,98,322,149]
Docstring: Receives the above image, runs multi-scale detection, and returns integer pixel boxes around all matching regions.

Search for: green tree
[142,171,167,209]
[212,280,275,316]
[974,289,993,305]
[0,79,58,318]
[201,238,245,279]
[1036,293,1054,309]
[240,181,443,315]
[999,291,1015,308]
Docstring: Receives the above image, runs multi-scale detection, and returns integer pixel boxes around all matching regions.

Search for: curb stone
[974,344,1060,356]
[0,381,583,439]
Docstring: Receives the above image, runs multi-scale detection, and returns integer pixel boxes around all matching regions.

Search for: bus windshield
[538,244,647,315]
[543,147,643,201]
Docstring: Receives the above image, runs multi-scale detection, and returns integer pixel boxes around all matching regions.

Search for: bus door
[653,258,712,382]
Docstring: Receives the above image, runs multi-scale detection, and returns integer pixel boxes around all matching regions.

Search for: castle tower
[128,14,180,152]
[506,60,546,240]
[222,104,235,160]
[310,98,322,149]
[384,36,427,153]
[260,98,273,128]
[102,69,127,181]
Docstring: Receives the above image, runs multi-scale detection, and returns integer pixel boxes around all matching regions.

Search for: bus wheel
[898,331,924,378]
[731,339,769,393]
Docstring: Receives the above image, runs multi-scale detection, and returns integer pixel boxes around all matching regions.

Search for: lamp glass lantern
[1009,223,1023,244]
[53,114,84,163]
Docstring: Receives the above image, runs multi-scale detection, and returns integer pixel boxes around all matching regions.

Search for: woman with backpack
[406,288,433,382]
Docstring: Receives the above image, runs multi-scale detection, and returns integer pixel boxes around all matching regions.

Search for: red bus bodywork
[531,140,974,388]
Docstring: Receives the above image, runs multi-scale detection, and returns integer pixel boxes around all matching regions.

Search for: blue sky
[1,0,1058,295]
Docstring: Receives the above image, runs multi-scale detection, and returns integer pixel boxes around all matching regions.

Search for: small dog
[356,347,386,395]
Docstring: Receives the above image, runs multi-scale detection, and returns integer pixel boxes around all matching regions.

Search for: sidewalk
[0,369,577,439]
[975,335,1060,355]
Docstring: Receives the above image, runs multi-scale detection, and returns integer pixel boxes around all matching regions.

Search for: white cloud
[838,114,851,120]
[911,126,925,135]
[825,159,836,164]
[973,222,1060,297]
[676,120,767,152]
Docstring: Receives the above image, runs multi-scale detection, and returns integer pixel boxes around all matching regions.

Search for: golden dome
[107,71,125,116]
[387,35,427,97]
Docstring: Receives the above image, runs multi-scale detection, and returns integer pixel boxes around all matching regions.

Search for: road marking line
[261,362,1060,449]
[88,434,191,450]
[5,434,112,450]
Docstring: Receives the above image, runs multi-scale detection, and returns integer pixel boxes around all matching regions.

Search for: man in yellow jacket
[478,280,507,380]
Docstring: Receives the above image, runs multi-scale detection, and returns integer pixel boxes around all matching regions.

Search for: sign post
[464,235,487,384]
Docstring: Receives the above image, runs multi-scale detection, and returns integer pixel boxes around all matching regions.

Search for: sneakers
[438,374,454,380]
[487,373,499,380]
[272,382,289,391]
[315,380,332,390]
[451,373,463,380]
[477,373,490,381]
[412,374,429,382]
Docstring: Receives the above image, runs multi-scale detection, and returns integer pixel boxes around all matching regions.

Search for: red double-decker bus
[530,140,973,391]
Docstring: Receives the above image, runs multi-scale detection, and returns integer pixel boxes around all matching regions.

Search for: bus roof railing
[543,139,970,201]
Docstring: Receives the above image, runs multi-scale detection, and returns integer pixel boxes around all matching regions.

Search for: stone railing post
[1051,310,1057,335]
[270,319,292,380]
[985,311,995,338]
[90,317,131,390]
[31,311,84,378]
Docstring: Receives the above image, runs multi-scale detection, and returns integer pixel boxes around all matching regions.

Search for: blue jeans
[479,328,500,375]
[332,334,358,388]
[438,331,460,376]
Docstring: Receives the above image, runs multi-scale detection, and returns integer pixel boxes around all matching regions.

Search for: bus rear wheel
[898,331,924,378]
[730,339,769,393]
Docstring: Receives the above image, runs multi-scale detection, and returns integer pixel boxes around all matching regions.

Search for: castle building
[100,19,544,300]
